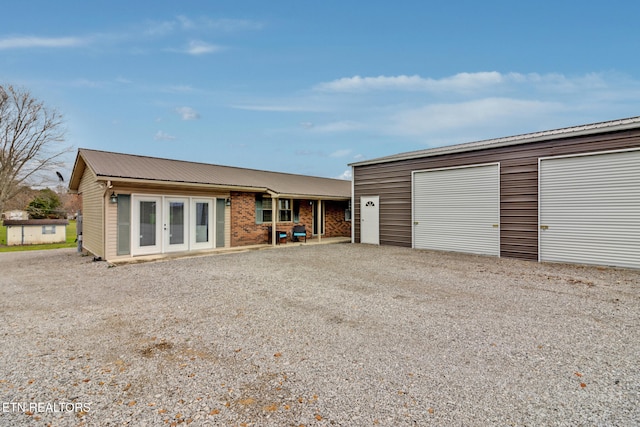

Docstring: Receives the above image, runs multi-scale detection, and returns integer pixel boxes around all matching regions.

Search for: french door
[165,198,189,252]
[131,195,215,256]
[132,196,162,255]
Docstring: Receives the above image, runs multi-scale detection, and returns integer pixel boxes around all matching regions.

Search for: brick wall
[230,192,269,246]
[324,200,351,237]
[230,192,351,247]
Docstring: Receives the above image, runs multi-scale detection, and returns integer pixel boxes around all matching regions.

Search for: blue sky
[2,1,640,182]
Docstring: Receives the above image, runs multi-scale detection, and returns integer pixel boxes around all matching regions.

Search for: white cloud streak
[312,121,364,133]
[154,131,177,141]
[390,97,562,137]
[330,149,353,158]
[313,71,606,94]
[182,40,222,55]
[0,36,88,49]
[175,106,200,120]
[315,72,505,92]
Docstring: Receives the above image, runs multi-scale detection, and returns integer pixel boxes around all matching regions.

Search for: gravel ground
[0,244,639,426]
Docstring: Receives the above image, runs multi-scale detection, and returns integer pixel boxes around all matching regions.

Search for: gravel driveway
[1,244,639,426]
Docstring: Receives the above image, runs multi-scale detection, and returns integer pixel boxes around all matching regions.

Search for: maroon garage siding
[352,125,640,261]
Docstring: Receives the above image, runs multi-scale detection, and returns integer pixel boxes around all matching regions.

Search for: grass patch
[0,220,77,252]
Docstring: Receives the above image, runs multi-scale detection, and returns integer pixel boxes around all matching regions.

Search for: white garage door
[539,149,640,268]
[413,163,500,256]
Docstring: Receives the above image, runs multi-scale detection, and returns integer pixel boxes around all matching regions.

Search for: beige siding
[105,192,118,260]
[78,167,104,258]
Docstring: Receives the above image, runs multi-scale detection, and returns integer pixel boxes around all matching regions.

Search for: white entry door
[191,198,214,250]
[132,196,162,255]
[360,196,380,244]
[165,198,189,252]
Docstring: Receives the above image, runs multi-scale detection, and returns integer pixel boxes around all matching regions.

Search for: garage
[412,163,500,256]
[539,148,640,269]
[352,115,640,267]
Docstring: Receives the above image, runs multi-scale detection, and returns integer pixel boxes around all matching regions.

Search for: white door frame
[191,198,214,250]
[164,197,189,253]
[360,195,380,244]
[131,195,162,256]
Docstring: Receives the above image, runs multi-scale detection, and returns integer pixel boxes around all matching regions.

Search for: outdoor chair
[267,226,288,244]
[292,225,307,242]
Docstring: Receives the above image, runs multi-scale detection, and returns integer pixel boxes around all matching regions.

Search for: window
[195,202,209,243]
[42,225,56,234]
[256,196,294,223]
[139,201,157,247]
[278,199,292,222]
[117,195,131,255]
[293,200,300,223]
[255,196,272,224]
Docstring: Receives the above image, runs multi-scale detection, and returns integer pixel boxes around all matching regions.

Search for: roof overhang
[68,152,87,192]
[91,176,349,200]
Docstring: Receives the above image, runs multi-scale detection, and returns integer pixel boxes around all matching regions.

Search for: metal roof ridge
[349,115,640,166]
[78,148,349,182]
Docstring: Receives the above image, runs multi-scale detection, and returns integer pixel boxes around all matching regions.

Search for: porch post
[271,196,277,246]
[316,199,322,243]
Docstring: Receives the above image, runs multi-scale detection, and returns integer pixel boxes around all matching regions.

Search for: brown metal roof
[69,149,351,199]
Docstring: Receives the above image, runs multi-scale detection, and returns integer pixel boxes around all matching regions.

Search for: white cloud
[312,121,363,133]
[154,131,177,141]
[143,20,176,37]
[231,103,326,112]
[314,72,505,93]
[0,36,87,49]
[183,40,222,55]
[390,97,562,136]
[175,106,200,120]
[313,71,615,95]
[177,15,195,30]
[199,18,264,32]
[144,15,263,37]
[161,85,195,93]
[330,149,352,158]
[336,169,352,180]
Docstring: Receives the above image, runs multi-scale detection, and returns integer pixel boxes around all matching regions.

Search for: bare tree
[0,85,71,213]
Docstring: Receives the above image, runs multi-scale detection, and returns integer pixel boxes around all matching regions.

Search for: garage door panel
[413,163,500,256]
[540,149,640,269]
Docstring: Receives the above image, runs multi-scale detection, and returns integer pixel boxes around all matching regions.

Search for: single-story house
[350,115,640,269]
[69,149,351,262]
[3,219,69,246]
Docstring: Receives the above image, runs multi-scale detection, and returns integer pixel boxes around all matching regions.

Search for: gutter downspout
[101,180,112,260]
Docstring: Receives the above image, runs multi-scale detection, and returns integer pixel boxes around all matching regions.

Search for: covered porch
[110,235,351,265]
